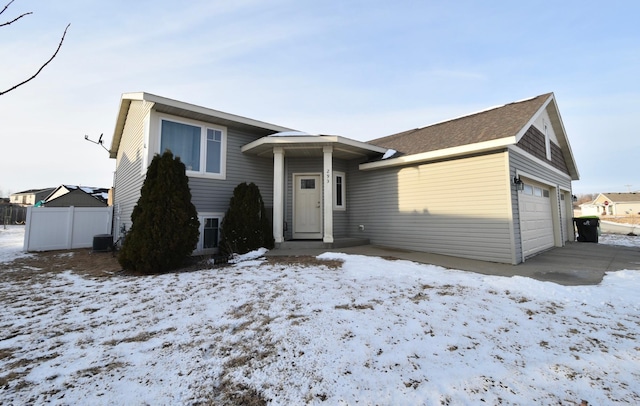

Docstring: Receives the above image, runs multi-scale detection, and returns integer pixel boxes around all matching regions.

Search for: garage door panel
[520,182,554,258]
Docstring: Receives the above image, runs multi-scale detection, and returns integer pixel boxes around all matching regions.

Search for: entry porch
[241,133,387,246]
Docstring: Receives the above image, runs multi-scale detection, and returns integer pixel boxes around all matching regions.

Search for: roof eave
[242,135,387,157]
[512,93,579,181]
[109,96,134,159]
[109,92,294,159]
[546,96,580,180]
[359,136,516,171]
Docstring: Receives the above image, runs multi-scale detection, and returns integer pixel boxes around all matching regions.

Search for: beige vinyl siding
[613,203,640,216]
[113,100,153,235]
[349,151,514,263]
[509,148,574,261]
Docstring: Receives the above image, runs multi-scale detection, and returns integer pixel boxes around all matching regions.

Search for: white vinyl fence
[23,206,113,251]
[600,220,640,235]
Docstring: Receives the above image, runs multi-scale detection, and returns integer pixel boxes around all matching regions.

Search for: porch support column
[323,145,334,244]
[273,147,285,245]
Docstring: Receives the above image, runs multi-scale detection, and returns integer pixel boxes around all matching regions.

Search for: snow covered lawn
[1,226,639,405]
[0,225,32,264]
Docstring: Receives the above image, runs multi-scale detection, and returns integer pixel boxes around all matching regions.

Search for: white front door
[293,174,322,238]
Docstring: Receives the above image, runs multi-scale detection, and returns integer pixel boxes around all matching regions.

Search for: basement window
[196,213,223,253]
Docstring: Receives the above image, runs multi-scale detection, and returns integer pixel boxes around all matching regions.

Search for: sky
[1,0,638,196]
[1,227,640,403]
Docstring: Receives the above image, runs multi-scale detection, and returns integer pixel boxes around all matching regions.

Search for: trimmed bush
[219,182,274,256]
[118,151,200,273]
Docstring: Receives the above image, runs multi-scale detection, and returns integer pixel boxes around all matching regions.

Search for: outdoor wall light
[513,176,524,191]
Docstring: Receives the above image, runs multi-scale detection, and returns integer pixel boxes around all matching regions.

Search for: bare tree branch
[0,22,70,96]
[0,0,32,26]
[0,0,15,16]
[1,0,32,26]
[0,11,32,27]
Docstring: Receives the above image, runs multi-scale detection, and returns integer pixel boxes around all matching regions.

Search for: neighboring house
[10,188,56,206]
[1,198,27,225]
[109,92,579,264]
[580,193,640,216]
[43,185,110,207]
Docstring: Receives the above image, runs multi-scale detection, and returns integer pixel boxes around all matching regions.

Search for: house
[9,188,56,206]
[109,92,579,264]
[1,198,28,225]
[42,185,110,207]
[580,193,640,216]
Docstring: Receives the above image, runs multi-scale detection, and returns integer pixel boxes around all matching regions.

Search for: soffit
[242,136,387,160]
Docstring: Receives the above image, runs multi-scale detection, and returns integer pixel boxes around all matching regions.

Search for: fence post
[23,206,33,251]
[66,206,75,250]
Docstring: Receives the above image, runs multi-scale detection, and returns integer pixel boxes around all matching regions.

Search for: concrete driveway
[267,242,640,286]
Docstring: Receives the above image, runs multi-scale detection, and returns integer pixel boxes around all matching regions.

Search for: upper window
[160,119,226,178]
[544,120,551,160]
[334,171,346,210]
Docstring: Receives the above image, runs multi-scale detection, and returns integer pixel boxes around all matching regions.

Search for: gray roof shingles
[369,93,552,156]
[602,193,640,203]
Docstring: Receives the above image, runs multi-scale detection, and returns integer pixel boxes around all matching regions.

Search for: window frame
[333,171,346,211]
[158,116,227,180]
[534,186,543,197]
[196,212,224,254]
[523,184,534,195]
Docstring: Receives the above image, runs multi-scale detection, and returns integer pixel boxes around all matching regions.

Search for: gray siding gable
[509,148,573,261]
[113,103,277,238]
[189,126,274,215]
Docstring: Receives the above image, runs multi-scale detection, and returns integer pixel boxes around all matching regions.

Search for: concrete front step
[277,238,370,250]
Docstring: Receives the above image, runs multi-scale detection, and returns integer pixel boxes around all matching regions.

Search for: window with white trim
[196,213,223,253]
[334,171,346,210]
[160,118,226,179]
[523,184,534,195]
[534,186,543,197]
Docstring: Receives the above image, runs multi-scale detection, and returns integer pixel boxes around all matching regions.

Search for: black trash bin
[573,217,599,243]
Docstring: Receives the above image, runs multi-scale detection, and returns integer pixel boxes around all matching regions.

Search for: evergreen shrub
[219,182,274,256]
[118,151,200,273]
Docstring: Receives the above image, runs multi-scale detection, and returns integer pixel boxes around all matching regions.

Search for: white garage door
[520,182,554,257]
